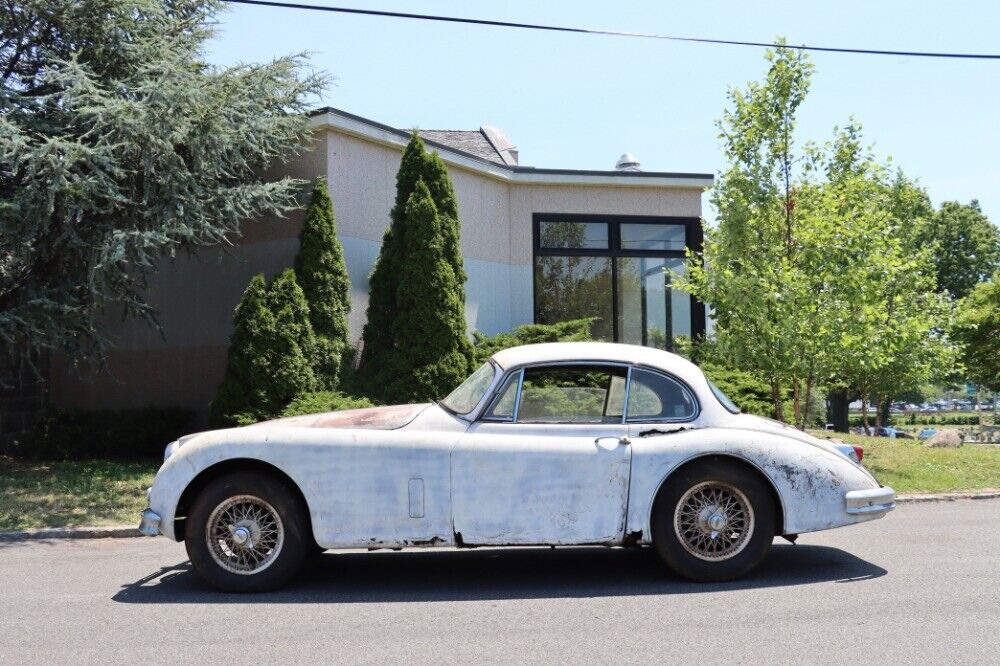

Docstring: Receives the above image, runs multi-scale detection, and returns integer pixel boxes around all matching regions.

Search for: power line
[221,0,1000,60]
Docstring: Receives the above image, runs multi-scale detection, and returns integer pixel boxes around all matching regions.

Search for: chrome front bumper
[845,487,896,515]
[138,508,162,537]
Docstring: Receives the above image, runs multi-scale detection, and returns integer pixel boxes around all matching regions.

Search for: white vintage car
[140,342,895,591]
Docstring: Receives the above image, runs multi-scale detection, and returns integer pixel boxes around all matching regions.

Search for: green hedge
[281,391,376,417]
[14,406,195,461]
[848,413,981,427]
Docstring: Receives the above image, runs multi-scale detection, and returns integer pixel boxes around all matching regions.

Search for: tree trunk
[828,389,850,432]
[792,379,802,429]
[861,390,871,435]
[874,395,884,433]
[771,381,784,422]
[802,375,814,430]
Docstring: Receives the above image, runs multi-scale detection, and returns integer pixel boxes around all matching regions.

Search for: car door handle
[595,436,631,447]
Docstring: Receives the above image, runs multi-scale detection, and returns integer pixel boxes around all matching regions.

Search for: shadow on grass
[113,542,886,604]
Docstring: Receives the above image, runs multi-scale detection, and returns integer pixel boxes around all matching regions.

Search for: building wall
[48,127,704,422]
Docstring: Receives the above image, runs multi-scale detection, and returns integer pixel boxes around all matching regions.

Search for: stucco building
[48,107,713,422]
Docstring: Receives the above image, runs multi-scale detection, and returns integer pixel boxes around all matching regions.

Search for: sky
[206,0,1000,225]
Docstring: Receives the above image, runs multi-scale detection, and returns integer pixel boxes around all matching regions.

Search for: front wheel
[185,471,309,592]
[651,458,777,582]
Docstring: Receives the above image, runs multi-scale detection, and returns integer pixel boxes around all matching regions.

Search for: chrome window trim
[624,365,701,424]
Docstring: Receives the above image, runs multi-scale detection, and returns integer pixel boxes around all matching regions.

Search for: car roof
[490,341,707,386]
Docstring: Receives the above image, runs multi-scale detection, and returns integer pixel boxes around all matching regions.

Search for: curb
[895,490,1000,504]
[0,525,148,541]
[2,492,1000,541]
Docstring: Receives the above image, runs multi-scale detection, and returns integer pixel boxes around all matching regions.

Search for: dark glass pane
[620,224,686,251]
[534,256,613,340]
[517,366,626,423]
[616,257,691,349]
[538,221,609,249]
[626,368,697,421]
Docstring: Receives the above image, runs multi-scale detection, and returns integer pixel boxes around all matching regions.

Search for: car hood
[258,403,432,430]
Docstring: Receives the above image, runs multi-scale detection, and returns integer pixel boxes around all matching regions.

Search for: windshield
[440,361,497,414]
[708,379,740,414]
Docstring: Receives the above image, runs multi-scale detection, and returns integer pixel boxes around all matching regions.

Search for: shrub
[281,391,376,417]
[294,178,352,388]
[210,270,318,426]
[471,318,596,365]
[14,406,194,461]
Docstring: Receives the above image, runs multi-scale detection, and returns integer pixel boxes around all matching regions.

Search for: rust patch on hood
[261,403,431,430]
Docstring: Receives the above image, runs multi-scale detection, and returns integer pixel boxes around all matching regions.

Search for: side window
[626,368,697,421]
[483,372,520,420]
[516,365,627,423]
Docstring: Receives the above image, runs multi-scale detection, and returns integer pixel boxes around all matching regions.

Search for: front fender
[147,427,283,541]
[625,428,884,541]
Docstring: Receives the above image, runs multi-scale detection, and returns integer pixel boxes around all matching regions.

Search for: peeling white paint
[146,343,893,551]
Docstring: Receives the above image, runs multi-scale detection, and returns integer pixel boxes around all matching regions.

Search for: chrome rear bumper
[138,508,162,537]
[845,487,896,515]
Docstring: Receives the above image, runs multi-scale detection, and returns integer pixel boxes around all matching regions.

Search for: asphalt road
[2,499,998,665]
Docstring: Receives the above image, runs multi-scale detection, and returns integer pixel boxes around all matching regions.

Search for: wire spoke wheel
[206,494,285,575]
[673,481,755,562]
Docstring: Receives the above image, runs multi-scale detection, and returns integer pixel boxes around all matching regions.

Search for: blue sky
[207,1,1000,224]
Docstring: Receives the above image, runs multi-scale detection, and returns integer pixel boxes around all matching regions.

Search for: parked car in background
[918,428,939,440]
[140,342,895,592]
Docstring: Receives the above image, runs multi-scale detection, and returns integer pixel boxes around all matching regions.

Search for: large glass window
[617,257,690,349]
[534,255,613,340]
[533,216,701,349]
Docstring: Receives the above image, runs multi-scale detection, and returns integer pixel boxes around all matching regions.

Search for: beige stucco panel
[507,183,703,266]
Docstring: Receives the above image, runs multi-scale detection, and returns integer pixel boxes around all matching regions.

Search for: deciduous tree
[917,200,1000,300]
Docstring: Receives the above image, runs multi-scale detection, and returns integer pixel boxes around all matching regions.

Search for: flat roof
[308,106,714,189]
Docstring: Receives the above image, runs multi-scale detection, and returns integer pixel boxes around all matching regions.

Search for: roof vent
[615,153,641,171]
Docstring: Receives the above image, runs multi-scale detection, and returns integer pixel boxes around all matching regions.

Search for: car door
[451,363,632,546]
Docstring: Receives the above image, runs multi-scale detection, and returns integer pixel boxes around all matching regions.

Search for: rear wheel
[185,471,309,592]
[651,458,776,582]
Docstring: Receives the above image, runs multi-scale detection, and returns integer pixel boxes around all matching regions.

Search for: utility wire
[222,0,1000,60]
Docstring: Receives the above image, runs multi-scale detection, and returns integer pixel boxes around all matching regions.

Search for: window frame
[532,213,706,345]
[477,361,701,426]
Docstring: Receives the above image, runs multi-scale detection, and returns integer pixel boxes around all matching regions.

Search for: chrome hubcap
[674,481,755,562]
[206,495,284,575]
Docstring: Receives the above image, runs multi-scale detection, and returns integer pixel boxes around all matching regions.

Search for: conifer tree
[210,270,318,426]
[383,181,472,403]
[294,178,352,388]
[357,131,469,398]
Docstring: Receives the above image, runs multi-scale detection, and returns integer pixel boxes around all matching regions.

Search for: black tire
[651,458,777,582]
[185,471,310,592]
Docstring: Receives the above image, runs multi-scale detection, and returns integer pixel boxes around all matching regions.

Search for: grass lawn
[812,431,1000,494]
[0,457,158,531]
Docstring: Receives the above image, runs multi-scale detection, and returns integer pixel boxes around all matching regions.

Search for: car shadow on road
[113,542,886,604]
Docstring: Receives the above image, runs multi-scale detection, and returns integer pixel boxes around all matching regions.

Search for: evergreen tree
[356,131,428,391]
[383,181,472,403]
[423,151,466,293]
[0,0,325,366]
[210,270,318,426]
[357,131,469,397]
[294,178,352,388]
